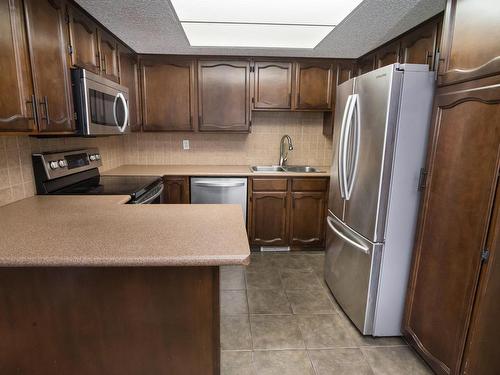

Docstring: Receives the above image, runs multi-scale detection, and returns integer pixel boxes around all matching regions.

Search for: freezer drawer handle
[327,217,370,254]
[193,181,245,188]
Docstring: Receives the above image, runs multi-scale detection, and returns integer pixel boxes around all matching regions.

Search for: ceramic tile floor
[220,251,433,375]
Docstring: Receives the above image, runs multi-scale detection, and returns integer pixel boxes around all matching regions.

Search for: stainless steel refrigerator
[325,63,434,336]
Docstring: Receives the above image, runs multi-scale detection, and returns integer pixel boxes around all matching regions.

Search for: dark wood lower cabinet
[249,177,328,248]
[163,176,190,204]
[0,266,220,375]
[290,192,326,247]
[250,191,288,246]
[403,75,500,375]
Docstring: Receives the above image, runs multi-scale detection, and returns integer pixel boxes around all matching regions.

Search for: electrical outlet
[182,139,190,150]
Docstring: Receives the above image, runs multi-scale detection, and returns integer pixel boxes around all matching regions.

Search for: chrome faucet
[279,135,294,167]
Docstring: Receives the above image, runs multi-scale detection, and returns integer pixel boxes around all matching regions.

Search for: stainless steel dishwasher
[190,177,248,221]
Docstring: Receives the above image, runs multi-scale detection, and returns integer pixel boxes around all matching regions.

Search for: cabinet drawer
[252,178,288,191]
[292,178,328,192]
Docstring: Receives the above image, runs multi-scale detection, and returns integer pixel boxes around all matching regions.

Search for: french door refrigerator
[325,64,434,336]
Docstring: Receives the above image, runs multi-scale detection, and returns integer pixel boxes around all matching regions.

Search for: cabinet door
[438,0,500,85]
[461,179,500,375]
[98,30,119,83]
[253,61,292,109]
[375,41,401,68]
[141,58,196,131]
[163,177,189,204]
[400,19,439,69]
[403,77,500,375]
[357,53,375,75]
[290,192,326,247]
[294,62,333,110]
[0,0,36,132]
[336,61,355,85]
[67,5,99,74]
[198,60,251,132]
[118,46,140,131]
[24,0,74,133]
[250,192,288,246]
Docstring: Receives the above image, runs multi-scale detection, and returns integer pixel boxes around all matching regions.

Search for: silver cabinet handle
[193,181,245,188]
[40,96,50,124]
[26,94,36,120]
[338,95,353,199]
[327,217,370,254]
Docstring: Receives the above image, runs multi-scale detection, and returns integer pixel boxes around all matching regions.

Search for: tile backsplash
[122,112,333,166]
[0,111,333,206]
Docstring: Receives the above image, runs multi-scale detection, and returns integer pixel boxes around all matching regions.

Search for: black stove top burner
[55,175,162,199]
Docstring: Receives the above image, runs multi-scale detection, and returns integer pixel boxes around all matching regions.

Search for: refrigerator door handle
[342,94,357,200]
[327,216,370,254]
[339,95,353,199]
[346,94,361,200]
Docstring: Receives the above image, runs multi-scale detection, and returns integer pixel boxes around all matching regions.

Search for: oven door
[81,74,130,135]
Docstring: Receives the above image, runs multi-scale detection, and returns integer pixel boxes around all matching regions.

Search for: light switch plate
[182,139,190,150]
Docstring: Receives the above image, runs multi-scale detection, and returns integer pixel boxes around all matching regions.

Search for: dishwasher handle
[192,181,246,188]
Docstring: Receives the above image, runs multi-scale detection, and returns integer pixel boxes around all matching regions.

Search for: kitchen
[0,0,499,374]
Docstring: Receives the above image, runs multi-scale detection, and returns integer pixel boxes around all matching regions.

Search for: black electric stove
[32,148,164,204]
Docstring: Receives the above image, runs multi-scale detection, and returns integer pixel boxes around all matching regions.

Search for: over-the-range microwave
[71,68,130,136]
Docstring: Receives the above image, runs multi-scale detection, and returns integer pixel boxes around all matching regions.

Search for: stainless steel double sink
[250,165,322,173]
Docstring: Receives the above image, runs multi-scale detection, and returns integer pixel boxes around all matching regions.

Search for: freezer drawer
[324,212,382,335]
[190,177,248,221]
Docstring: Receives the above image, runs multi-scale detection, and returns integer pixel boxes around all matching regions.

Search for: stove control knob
[95,154,101,160]
[49,161,59,170]
[58,159,66,168]
[89,154,96,161]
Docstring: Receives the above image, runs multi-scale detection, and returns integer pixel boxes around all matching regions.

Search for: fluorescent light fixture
[170,0,364,48]
[182,23,333,49]
[171,0,363,26]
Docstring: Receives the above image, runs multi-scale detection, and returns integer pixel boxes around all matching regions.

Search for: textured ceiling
[75,0,445,59]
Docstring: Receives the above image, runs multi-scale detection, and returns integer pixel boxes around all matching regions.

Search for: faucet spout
[279,135,294,167]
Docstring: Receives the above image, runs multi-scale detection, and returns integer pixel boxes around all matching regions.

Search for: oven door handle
[133,184,164,204]
[113,92,129,133]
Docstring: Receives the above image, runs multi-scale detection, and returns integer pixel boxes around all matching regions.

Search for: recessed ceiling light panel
[181,23,334,48]
[171,0,363,25]
[170,0,363,48]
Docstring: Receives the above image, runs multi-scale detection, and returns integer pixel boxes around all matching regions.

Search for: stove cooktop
[54,175,162,199]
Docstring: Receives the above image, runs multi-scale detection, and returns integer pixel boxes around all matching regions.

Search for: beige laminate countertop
[104,164,330,177]
[0,196,250,267]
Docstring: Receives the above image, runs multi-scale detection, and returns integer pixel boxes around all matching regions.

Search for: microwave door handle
[113,92,129,133]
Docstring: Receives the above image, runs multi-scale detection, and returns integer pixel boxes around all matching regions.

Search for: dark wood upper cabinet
[141,57,196,132]
[163,176,190,204]
[118,45,140,131]
[400,19,439,69]
[375,41,401,68]
[294,61,334,110]
[198,60,251,132]
[67,5,100,74]
[289,192,326,247]
[438,0,500,85]
[253,61,292,109]
[250,191,289,246]
[0,0,36,132]
[98,29,119,83]
[23,0,74,133]
[336,61,355,85]
[357,53,375,75]
[403,76,500,375]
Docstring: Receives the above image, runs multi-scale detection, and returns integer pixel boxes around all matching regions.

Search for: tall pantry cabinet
[403,1,500,375]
